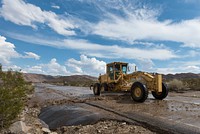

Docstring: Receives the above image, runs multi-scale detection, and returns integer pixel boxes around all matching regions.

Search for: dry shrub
[167,79,184,91]
[0,65,33,130]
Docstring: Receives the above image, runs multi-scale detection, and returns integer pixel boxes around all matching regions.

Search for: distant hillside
[23,72,200,83]
[163,73,200,91]
[163,73,200,80]
[23,72,200,87]
[23,73,97,86]
[23,73,55,83]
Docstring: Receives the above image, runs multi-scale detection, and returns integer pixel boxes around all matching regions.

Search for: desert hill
[163,73,200,80]
[23,72,200,84]
[23,73,97,86]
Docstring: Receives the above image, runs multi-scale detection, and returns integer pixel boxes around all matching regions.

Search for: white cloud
[80,1,200,48]
[156,65,200,74]
[0,0,76,35]
[92,14,200,48]
[184,65,200,70]
[136,58,154,71]
[24,65,44,74]
[0,35,43,65]
[2,0,200,49]
[5,33,178,61]
[156,60,200,74]
[24,52,40,60]
[51,5,60,9]
[23,58,69,76]
[63,39,177,60]
[0,35,20,64]
[2,64,22,71]
[21,55,106,76]
[66,54,106,76]
[44,58,69,75]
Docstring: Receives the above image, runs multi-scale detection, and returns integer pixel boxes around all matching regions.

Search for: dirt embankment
[26,84,156,134]
[5,83,200,134]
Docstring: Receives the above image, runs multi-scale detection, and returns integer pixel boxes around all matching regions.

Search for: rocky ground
[56,120,155,134]
[3,83,200,134]
[3,83,155,134]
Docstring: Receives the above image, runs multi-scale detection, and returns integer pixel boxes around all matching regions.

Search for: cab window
[122,65,127,74]
[109,66,113,72]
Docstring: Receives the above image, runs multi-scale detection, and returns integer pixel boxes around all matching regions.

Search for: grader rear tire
[93,83,100,96]
[131,82,148,102]
[152,83,168,100]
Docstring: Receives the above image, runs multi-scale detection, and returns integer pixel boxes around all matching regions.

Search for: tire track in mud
[37,84,200,134]
[85,102,200,134]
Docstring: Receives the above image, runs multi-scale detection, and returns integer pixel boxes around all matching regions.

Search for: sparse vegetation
[0,65,34,130]
[63,80,96,87]
[167,78,200,92]
[167,79,184,92]
[182,78,200,91]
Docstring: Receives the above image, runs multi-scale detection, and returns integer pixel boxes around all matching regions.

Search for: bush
[167,79,184,91]
[0,65,33,129]
[182,78,200,91]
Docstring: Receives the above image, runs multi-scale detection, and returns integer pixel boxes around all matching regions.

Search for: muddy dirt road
[32,83,200,134]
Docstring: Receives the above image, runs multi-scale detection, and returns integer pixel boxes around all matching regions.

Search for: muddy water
[37,84,128,130]
[37,83,102,129]
[95,93,200,130]
[36,83,93,98]
[37,83,200,131]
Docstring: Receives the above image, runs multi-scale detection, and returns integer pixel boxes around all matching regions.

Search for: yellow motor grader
[92,62,168,102]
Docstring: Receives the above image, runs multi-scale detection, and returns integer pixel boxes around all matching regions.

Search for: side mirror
[128,66,130,72]
[135,66,137,72]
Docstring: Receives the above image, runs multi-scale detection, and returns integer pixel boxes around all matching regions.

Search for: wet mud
[39,104,102,129]
[35,83,200,133]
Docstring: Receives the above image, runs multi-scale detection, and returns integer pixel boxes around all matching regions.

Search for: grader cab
[92,62,168,102]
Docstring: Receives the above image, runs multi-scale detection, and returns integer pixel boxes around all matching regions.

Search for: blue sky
[0,0,200,76]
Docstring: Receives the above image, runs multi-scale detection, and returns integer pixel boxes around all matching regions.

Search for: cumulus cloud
[21,55,106,76]
[66,54,106,76]
[0,35,20,64]
[0,0,76,35]
[24,65,44,74]
[24,58,69,76]
[44,58,69,75]
[24,52,40,60]
[0,35,43,65]
[2,64,22,71]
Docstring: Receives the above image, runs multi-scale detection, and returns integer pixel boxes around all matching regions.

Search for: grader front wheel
[93,83,100,96]
[131,82,148,102]
[100,83,108,91]
[152,83,168,100]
